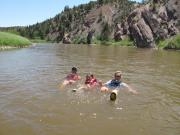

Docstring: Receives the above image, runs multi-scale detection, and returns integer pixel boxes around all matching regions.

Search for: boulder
[132,19,155,48]
[141,7,160,35]
[168,21,179,36]
[114,23,123,41]
[127,1,179,48]
[127,7,155,48]
[62,34,72,44]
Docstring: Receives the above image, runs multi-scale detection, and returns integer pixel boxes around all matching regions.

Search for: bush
[73,36,87,44]
[92,36,134,46]
[158,34,180,50]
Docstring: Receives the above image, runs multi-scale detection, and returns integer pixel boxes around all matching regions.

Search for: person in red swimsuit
[83,73,102,90]
[61,67,81,88]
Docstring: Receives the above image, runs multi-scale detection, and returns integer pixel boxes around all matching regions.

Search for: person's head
[114,71,122,80]
[86,73,93,80]
[86,74,91,80]
[90,74,94,78]
[71,67,77,73]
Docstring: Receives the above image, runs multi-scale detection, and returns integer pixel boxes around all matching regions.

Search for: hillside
[0,0,179,48]
[0,0,136,42]
[45,0,136,44]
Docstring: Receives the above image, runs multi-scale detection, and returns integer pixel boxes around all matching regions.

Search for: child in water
[84,73,102,89]
[100,71,137,100]
[75,73,102,91]
[61,67,81,88]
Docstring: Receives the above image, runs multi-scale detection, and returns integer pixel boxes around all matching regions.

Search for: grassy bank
[72,35,134,46]
[30,38,48,43]
[0,32,31,48]
[158,34,180,50]
[93,38,134,46]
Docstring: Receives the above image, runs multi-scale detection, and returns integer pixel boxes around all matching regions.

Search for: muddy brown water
[0,43,179,135]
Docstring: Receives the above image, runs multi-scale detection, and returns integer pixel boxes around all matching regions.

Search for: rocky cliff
[125,0,179,48]
[63,0,179,48]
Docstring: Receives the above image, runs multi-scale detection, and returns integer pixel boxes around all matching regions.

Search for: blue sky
[0,0,142,27]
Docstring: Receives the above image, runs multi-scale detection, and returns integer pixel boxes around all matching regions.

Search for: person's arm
[66,73,71,80]
[77,75,81,80]
[100,80,111,92]
[101,80,111,87]
[121,82,138,94]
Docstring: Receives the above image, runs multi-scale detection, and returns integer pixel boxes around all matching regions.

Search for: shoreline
[0,46,17,50]
[0,44,32,50]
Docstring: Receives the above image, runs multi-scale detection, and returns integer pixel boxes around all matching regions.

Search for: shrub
[158,34,180,50]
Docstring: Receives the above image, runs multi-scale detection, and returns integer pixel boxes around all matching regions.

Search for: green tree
[64,5,70,12]
[98,0,104,5]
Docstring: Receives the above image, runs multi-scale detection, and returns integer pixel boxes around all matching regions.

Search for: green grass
[0,31,31,48]
[30,38,47,43]
[93,37,134,46]
[158,34,180,50]
[73,36,87,44]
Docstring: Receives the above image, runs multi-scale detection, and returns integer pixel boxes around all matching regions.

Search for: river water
[0,43,179,135]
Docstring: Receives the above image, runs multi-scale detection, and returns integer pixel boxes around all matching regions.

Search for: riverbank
[158,34,180,50]
[0,32,31,50]
[93,38,133,46]
[93,34,180,49]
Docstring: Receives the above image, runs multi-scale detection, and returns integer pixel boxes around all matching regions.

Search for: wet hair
[72,67,77,72]
[86,73,94,77]
[114,71,122,77]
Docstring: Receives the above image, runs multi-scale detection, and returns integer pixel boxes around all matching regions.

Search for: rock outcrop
[114,21,129,41]
[127,6,155,48]
[62,34,72,44]
[87,30,95,44]
[125,0,179,48]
